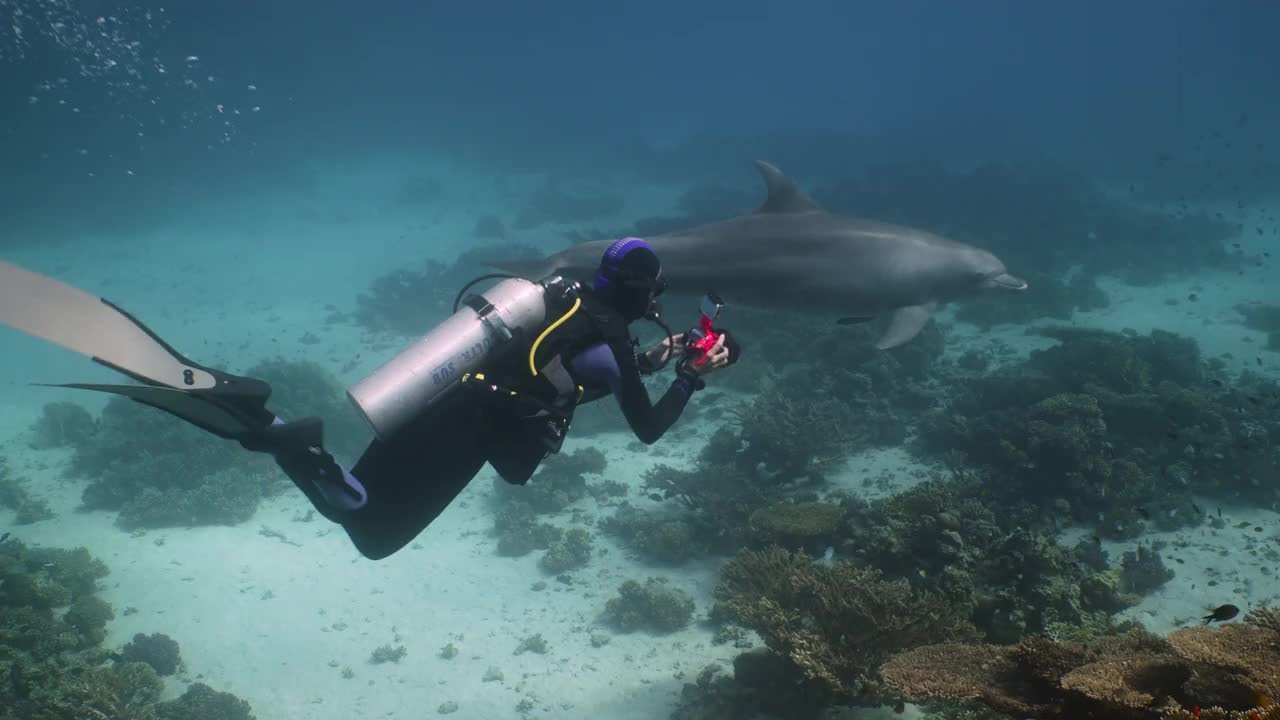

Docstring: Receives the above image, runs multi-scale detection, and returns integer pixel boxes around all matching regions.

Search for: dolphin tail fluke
[875,302,938,350]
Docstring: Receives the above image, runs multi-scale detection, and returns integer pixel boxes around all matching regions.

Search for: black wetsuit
[315,291,700,560]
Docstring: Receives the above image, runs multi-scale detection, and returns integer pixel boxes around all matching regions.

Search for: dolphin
[492,161,1027,349]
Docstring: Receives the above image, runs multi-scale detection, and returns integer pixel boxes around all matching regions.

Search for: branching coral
[1245,607,1280,635]
[882,623,1280,719]
[602,577,696,633]
[716,547,978,699]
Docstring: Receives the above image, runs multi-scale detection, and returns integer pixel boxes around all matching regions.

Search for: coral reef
[671,654,832,720]
[155,682,255,720]
[748,501,844,550]
[369,644,406,664]
[69,396,278,530]
[715,546,978,700]
[492,447,606,516]
[491,448,606,555]
[0,459,54,525]
[354,242,542,335]
[28,401,98,450]
[915,327,1280,537]
[51,356,362,529]
[881,622,1280,719]
[602,577,696,634]
[245,358,369,461]
[835,476,1137,644]
[600,502,705,565]
[539,528,594,574]
[1119,544,1175,595]
[1245,606,1280,634]
[120,633,181,676]
[0,538,254,719]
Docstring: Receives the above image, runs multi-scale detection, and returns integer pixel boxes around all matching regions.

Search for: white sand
[1,152,1277,719]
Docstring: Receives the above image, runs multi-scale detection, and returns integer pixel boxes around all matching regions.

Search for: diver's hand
[645,333,686,367]
[685,335,730,377]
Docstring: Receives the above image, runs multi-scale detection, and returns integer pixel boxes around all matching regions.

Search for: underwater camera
[684,292,726,366]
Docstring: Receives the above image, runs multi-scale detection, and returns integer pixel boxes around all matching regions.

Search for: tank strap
[537,354,584,408]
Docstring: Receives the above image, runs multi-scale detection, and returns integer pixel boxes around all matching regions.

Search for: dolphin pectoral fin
[875,303,938,350]
[836,316,875,325]
[752,161,823,214]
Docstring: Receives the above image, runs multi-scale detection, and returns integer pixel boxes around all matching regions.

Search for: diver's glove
[674,358,707,393]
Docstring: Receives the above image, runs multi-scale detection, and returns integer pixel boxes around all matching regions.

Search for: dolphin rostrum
[493,161,1027,349]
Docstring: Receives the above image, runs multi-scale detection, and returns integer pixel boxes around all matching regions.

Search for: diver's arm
[571,338,698,445]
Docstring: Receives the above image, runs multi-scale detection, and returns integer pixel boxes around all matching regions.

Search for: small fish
[1203,604,1239,624]
[0,532,9,544]
[1135,507,1151,521]
[1192,503,1203,515]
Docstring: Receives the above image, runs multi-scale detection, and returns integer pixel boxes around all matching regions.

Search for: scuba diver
[0,238,738,560]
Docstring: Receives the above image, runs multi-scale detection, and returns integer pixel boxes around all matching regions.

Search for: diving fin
[0,260,274,439]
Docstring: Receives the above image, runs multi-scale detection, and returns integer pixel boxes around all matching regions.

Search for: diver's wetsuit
[292,296,701,560]
[568,337,698,444]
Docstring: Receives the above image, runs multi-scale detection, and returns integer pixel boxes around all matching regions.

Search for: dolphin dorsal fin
[753,160,823,214]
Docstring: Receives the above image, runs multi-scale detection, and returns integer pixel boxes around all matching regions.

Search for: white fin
[875,302,937,349]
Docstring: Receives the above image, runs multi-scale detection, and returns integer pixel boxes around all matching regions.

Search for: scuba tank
[347,275,579,441]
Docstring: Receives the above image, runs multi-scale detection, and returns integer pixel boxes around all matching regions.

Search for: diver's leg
[341,390,488,560]
[246,417,368,524]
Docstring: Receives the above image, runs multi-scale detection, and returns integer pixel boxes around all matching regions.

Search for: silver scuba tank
[347,276,571,441]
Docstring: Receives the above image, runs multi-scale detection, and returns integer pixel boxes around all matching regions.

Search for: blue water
[2,2,1278,719]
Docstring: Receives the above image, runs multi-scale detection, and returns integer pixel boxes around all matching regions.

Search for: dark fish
[1135,507,1151,521]
[1203,604,1239,624]
[1191,503,1203,515]
[0,532,9,544]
